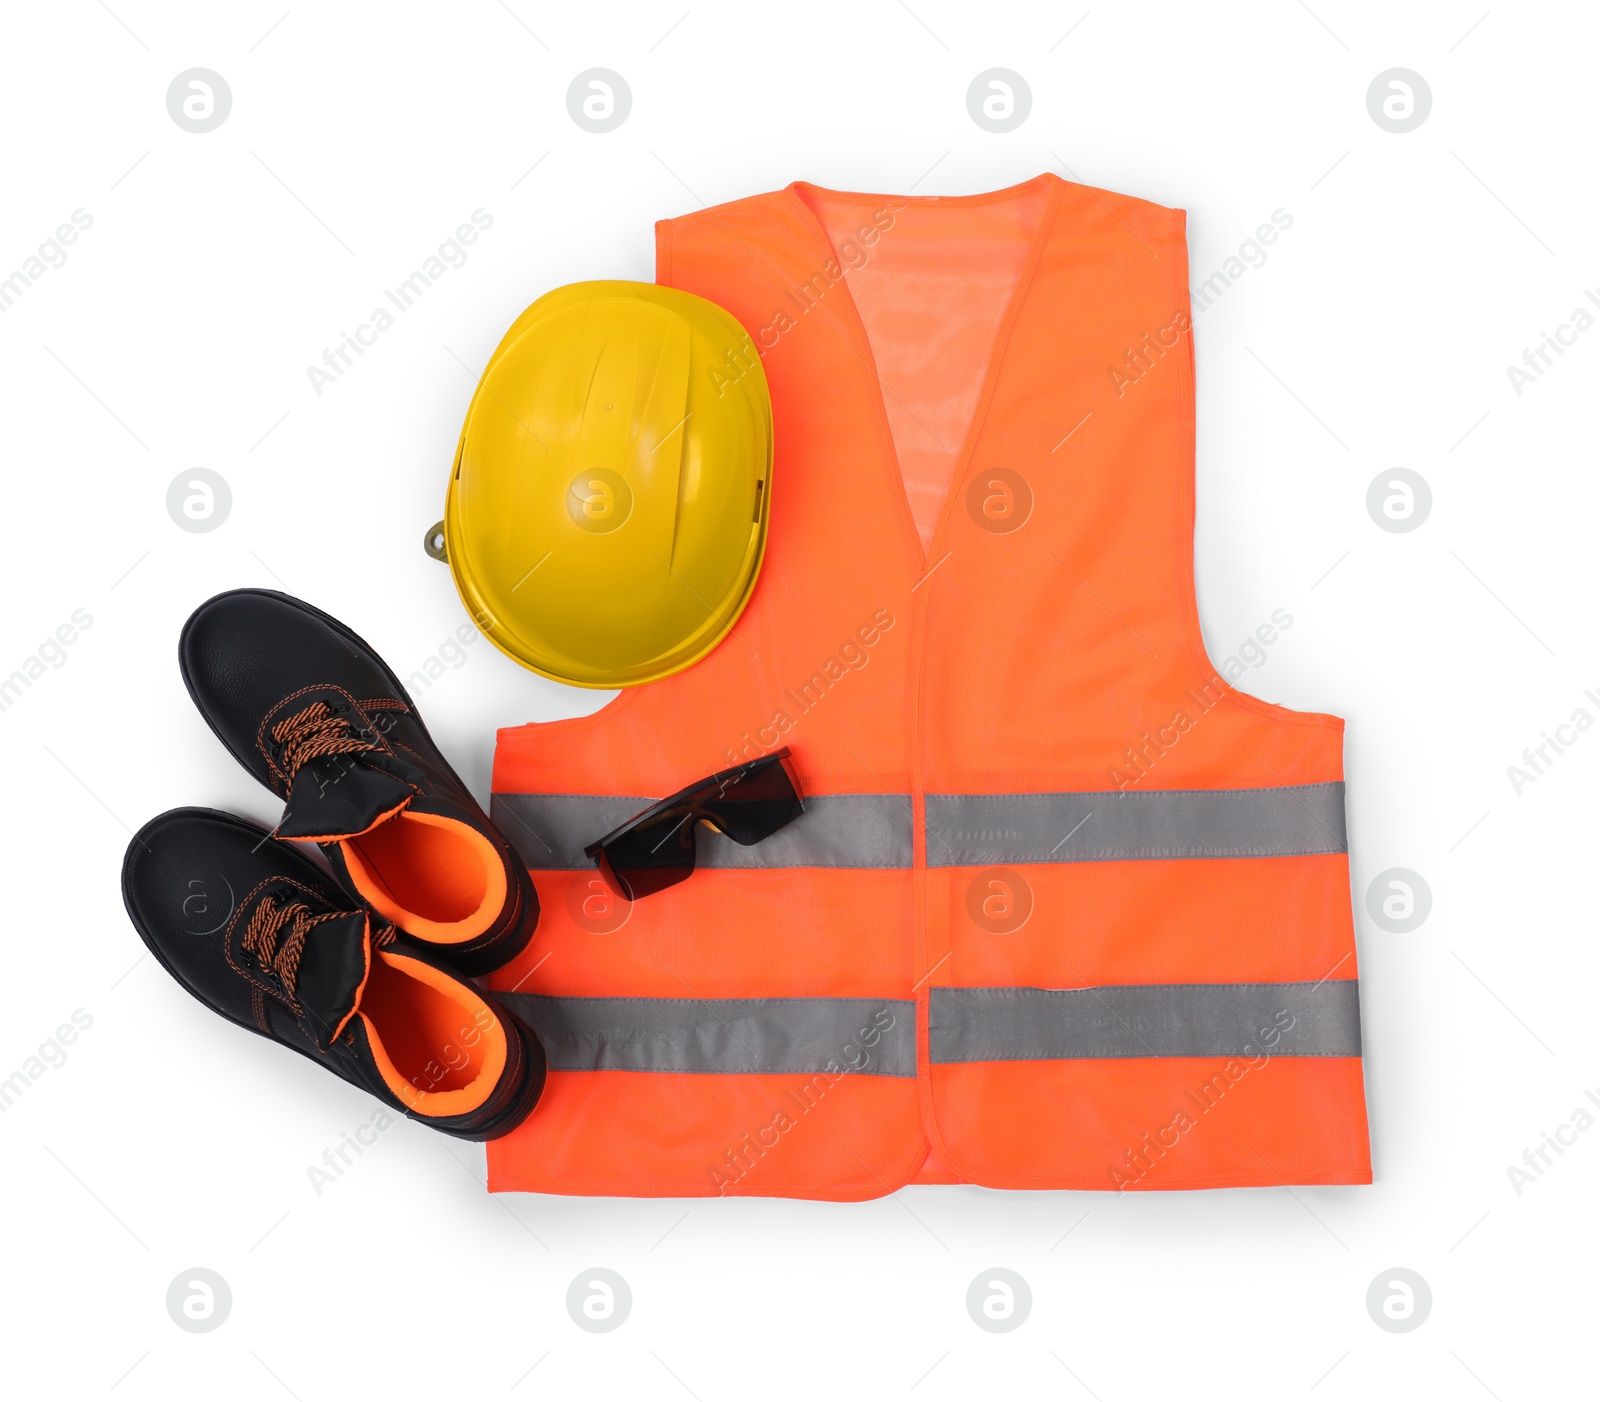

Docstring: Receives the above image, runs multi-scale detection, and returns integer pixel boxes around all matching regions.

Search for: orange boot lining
[341,810,506,945]
[358,949,507,1117]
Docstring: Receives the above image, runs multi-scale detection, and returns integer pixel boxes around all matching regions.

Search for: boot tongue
[278,754,414,841]
[293,909,372,1051]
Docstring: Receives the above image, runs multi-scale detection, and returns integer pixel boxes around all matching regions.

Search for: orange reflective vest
[487,174,1372,1197]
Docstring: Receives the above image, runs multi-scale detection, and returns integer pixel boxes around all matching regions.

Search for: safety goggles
[583,748,805,901]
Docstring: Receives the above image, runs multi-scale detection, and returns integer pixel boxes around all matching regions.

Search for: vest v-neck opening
[790,176,1058,556]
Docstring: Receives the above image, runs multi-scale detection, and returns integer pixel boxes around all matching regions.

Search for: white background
[2,2,1595,1397]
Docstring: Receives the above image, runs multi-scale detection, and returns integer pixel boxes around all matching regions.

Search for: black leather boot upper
[178,589,536,974]
[122,808,545,1141]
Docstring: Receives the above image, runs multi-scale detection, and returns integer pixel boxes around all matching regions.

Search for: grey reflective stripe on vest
[928,981,1362,1062]
[698,794,912,870]
[490,794,645,870]
[493,784,1344,870]
[490,792,914,870]
[503,994,917,1076]
[924,783,1347,865]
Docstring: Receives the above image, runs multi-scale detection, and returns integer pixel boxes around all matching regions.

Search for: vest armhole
[1172,208,1344,736]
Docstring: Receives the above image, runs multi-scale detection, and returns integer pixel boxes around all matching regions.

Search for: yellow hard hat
[429,280,771,688]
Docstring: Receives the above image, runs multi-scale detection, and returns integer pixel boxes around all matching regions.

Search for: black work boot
[122,808,545,1140]
[178,588,536,975]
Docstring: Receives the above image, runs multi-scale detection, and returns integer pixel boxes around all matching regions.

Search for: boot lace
[242,895,393,1005]
[242,898,338,1003]
[270,700,378,784]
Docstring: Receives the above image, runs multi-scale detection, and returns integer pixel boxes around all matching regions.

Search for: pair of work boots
[121,590,545,1141]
